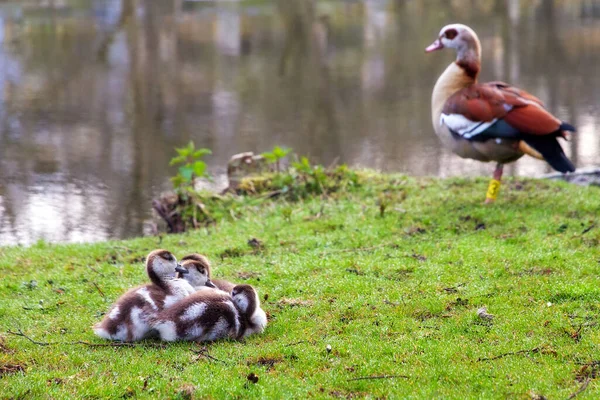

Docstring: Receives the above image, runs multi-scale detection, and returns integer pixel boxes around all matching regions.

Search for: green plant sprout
[169,141,212,192]
[262,146,291,172]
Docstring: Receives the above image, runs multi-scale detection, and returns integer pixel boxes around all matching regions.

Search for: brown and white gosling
[93,249,195,342]
[180,253,236,293]
[151,284,267,342]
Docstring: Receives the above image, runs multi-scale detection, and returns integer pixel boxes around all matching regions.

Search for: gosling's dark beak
[204,280,217,288]
[175,264,189,275]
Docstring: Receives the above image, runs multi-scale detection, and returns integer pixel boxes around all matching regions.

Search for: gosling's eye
[445,29,458,40]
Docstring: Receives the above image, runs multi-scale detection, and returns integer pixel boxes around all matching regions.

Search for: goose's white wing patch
[137,288,158,310]
[181,303,208,322]
[441,113,497,139]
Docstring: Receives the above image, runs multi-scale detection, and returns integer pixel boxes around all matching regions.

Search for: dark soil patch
[446,297,469,311]
[249,356,283,371]
[219,247,248,259]
[276,298,313,308]
[0,337,14,354]
[515,267,554,276]
[236,271,261,280]
[346,268,365,276]
[575,361,599,382]
[0,363,25,377]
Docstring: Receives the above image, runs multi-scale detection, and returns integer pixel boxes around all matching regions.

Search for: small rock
[248,238,264,249]
[23,280,37,290]
[477,307,494,320]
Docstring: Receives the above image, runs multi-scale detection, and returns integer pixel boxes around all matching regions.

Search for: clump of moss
[236,163,360,200]
[153,146,361,233]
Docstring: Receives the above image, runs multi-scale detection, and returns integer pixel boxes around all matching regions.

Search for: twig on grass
[7,328,53,346]
[86,265,104,276]
[191,347,229,364]
[285,340,314,347]
[567,378,591,399]
[443,283,466,293]
[574,360,600,367]
[477,347,540,362]
[347,374,409,381]
[92,282,105,298]
[581,223,596,235]
[7,328,165,348]
[71,341,166,348]
[22,302,62,312]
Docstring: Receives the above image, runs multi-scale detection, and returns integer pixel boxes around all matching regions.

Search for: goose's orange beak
[425,38,444,53]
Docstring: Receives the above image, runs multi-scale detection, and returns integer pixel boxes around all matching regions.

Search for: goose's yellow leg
[484,163,504,204]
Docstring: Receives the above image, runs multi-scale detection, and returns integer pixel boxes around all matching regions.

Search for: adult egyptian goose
[93,249,195,342]
[180,253,236,293]
[426,24,575,202]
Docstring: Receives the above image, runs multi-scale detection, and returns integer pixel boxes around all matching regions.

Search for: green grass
[1,172,599,399]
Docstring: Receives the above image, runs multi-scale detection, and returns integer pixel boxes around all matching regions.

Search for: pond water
[0,0,598,245]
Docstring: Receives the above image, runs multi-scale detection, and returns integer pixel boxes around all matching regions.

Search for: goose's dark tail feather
[523,134,575,173]
[559,122,576,133]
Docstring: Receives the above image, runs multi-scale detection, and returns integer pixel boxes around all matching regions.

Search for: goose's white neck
[431,62,477,128]
[430,27,481,126]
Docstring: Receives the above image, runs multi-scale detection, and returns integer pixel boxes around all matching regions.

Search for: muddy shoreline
[544,167,600,187]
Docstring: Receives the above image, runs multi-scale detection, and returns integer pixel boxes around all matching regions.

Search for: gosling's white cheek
[186,275,199,287]
[235,296,249,312]
[156,258,177,279]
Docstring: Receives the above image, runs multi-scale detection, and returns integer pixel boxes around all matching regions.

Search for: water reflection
[0,0,598,245]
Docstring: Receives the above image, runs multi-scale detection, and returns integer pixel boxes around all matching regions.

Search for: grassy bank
[1,172,599,399]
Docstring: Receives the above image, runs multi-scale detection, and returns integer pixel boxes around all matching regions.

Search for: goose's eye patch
[445,29,458,40]
[160,252,174,261]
